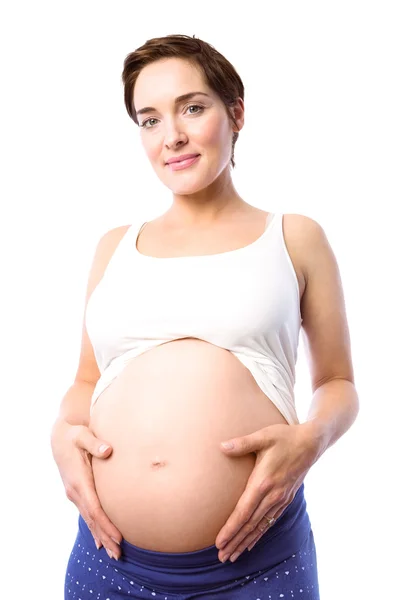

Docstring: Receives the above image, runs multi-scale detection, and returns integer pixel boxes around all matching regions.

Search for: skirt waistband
[78,482,311,593]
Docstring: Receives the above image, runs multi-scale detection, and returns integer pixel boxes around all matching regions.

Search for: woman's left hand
[215,422,321,563]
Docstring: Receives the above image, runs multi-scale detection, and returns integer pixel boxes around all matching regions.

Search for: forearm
[52,380,95,429]
[301,378,360,460]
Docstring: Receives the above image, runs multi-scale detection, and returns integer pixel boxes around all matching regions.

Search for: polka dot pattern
[64,529,319,599]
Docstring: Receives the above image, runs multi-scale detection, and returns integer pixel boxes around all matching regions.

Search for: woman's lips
[167,155,200,171]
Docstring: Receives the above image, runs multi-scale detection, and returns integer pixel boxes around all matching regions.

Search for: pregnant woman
[51,34,359,599]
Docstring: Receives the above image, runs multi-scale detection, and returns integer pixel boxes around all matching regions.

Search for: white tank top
[86,212,302,424]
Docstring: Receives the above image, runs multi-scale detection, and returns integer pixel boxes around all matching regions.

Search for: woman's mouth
[167,155,200,171]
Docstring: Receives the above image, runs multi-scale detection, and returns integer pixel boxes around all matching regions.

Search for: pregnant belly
[89,338,288,552]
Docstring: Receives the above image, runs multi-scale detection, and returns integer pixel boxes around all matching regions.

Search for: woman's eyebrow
[136,92,211,117]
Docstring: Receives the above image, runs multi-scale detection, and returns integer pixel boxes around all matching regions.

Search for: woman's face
[133,57,243,195]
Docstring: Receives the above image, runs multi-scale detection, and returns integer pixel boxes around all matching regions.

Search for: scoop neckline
[132,212,277,260]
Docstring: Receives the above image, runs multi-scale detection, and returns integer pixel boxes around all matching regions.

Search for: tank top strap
[135,221,149,248]
[265,211,275,226]
[133,213,278,255]
[264,211,277,233]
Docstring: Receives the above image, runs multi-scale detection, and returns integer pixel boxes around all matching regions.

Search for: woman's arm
[302,378,359,461]
[297,214,360,458]
[50,380,122,560]
[50,379,110,463]
[53,379,94,428]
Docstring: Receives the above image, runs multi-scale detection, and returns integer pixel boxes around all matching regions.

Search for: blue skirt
[65,482,319,599]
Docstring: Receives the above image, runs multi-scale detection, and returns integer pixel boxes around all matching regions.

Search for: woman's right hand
[51,418,122,560]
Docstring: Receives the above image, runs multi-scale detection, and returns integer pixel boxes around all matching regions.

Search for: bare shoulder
[90,224,133,287]
[95,224,132,271]
[281,213,329,281]
[101,223,132,250]
[280,213,324,300]
[283,213,355,389]
[73,223,132,386]
[281,212,323,255]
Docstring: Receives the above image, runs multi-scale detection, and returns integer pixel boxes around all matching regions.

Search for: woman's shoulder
[280,213,327,302]
[281,211,321,229]
[281,212,325,251]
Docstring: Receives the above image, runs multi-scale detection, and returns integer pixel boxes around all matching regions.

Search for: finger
[218,495,281,561]
[247,530,264,552]
[232,515,275,560]
[90,505,122,558]
[67,443,122,558]
[65,480,100,546]
[83,518,103,550]
[215,478,271,550]
[73,426,120,552]
[217,484,287,558]
[79,462,123,557]
[246,490,297,553]
[66,475,121,558]
[80,489,123,559]
[245,508,280,552]
[73,425,113,459]
[220,509,278,563]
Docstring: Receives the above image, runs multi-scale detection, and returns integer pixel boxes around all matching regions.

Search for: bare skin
[86,207,307,553]
[53,56,355,563]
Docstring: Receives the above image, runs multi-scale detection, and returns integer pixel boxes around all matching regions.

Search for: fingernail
[248,539,257,551]
[219,540,228,550]
[99,444,110,453]
[95,540,101,550]
[230,551,240,562]
[221,442,234,449]
[106,548,113,560]
[111,537,120,545]
[220,554,230,563]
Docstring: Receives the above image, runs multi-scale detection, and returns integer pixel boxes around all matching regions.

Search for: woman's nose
[164,122,187,149]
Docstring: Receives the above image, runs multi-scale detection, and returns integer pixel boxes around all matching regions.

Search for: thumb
[75,425,113,459]
[220,429,268,456]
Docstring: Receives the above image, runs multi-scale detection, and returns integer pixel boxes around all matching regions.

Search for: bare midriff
[89,337,289,553]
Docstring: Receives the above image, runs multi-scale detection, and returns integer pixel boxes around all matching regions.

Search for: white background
[2,1,399,599]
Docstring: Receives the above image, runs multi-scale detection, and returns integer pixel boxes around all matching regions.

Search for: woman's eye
[140,104,204,129]
[187,104,202,115]
[141,118,157,128]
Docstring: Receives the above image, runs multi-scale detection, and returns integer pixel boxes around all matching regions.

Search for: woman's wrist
[56,380,95,427]
[297,419,329,464]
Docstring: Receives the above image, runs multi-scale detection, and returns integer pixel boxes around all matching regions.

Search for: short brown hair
[121,34,245,169]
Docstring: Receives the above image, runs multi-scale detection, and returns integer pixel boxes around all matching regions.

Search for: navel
[150,456,167,469]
